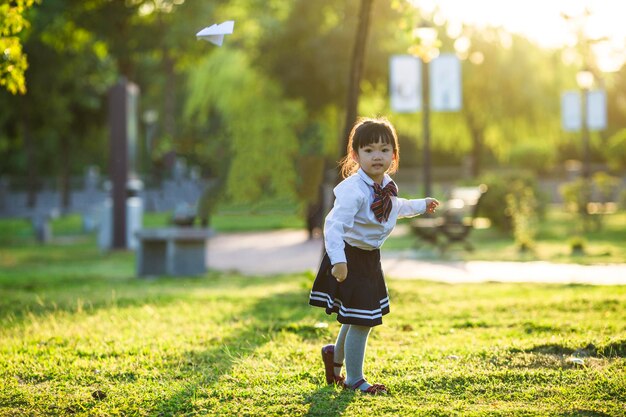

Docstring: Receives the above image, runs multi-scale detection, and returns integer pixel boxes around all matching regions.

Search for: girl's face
[353,139,395,184]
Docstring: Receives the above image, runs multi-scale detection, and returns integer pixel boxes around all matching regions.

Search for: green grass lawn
[1,241,625,416]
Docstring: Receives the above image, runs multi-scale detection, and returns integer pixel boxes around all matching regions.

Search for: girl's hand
[425,198,440,214]
[331,263,348,282]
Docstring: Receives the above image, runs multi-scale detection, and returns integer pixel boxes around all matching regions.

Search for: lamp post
[411,23,439,197]
[576,68,594,222]
[576,69,593,179]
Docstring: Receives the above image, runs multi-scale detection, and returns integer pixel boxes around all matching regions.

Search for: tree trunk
[21,116,38,208]
[163,49,176,141]
[470,127,483,178]
[59,135,71,212]
[337,0,374,184]
[464,111,484,178]
[321,0,374,257]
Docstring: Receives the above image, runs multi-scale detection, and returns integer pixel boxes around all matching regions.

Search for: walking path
[206,229,626,285]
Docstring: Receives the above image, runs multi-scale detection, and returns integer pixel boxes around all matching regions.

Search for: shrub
[505,179,539,252]
[592,171,619,203]
[569,235,586,255]
[560,178,588,215]
[475,171,547,234]
[560,172,620,232]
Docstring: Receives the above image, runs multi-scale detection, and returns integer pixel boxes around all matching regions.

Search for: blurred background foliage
[1,0,626,214]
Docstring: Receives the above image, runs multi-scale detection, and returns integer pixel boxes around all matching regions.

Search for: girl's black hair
[340,117,400,178]
[350,119,397,151]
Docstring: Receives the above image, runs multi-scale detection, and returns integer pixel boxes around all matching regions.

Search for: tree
[451,28,565,176]
[606,64,626,138]
[0,0,39,94]
[604,128,626,172]
[340,0,374,181]
[184,48,305,203]
[0,0,115,208]
[257,0,406,122]
[255,0,408,204]
[83,0,221,144]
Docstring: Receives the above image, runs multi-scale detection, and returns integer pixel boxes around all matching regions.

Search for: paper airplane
[196,21,234,46]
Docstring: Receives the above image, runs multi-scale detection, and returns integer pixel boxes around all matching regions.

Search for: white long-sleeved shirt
[324,168,427,265]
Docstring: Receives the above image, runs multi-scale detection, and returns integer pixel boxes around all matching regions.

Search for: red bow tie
[371,181,397,223]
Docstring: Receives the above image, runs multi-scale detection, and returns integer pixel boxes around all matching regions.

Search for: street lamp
[576,69,593,178]
[453,36,471,60]
[410,22,439,197]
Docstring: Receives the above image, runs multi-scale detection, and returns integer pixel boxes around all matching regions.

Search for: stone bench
[135,228,214,277]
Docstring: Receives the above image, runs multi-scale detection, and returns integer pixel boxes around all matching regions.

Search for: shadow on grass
[0,242,285,327]
[303,387,356,417]
[150,287,356,416]
[511,340,626,358]
[557,411,612,417]
[0,274,203,327]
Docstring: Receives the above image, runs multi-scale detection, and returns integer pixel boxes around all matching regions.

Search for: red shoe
[321,344,344,385]
[344,378,388,395]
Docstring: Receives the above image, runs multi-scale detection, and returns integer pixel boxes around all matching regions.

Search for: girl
[309,117,439,395]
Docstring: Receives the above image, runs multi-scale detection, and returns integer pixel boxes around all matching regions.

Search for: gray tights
[333,324,372,388]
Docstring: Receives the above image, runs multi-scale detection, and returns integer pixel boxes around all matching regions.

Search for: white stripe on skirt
[310,291,389,319]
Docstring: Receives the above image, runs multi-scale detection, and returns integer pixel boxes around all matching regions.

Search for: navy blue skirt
[309,242,390,327]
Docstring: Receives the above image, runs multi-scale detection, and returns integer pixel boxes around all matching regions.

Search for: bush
[560,178,588,216]
[569,235,586,255]
[592,171,619,203]
[559,172,620,232]
[475,171,547,234]
[505,180,539,251]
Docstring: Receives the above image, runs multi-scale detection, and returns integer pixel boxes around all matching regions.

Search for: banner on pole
[430,53,462,111]
[561,91,581,132]
[390,55,421,113]
[561,90,607,132]
[587,90,607,131]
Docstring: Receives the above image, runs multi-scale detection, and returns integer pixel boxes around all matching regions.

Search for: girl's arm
[324,182,364,265]
[396,197,439,219]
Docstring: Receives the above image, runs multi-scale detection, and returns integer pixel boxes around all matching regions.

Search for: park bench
[584,201,618,231]
[411,184,488,253]
[135,227,214,277]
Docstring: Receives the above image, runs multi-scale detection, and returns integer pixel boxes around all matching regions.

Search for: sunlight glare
[415,0,626,72]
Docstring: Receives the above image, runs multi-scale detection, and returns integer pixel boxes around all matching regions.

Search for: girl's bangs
[355,123,396,149]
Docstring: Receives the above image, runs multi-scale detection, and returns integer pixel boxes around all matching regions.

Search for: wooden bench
[585,201,618,231]
[411,184,487,252]
[135,228,214,277]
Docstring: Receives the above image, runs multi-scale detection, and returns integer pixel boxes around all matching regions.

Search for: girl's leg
[344,324,372,390]
[333,324,350,376]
